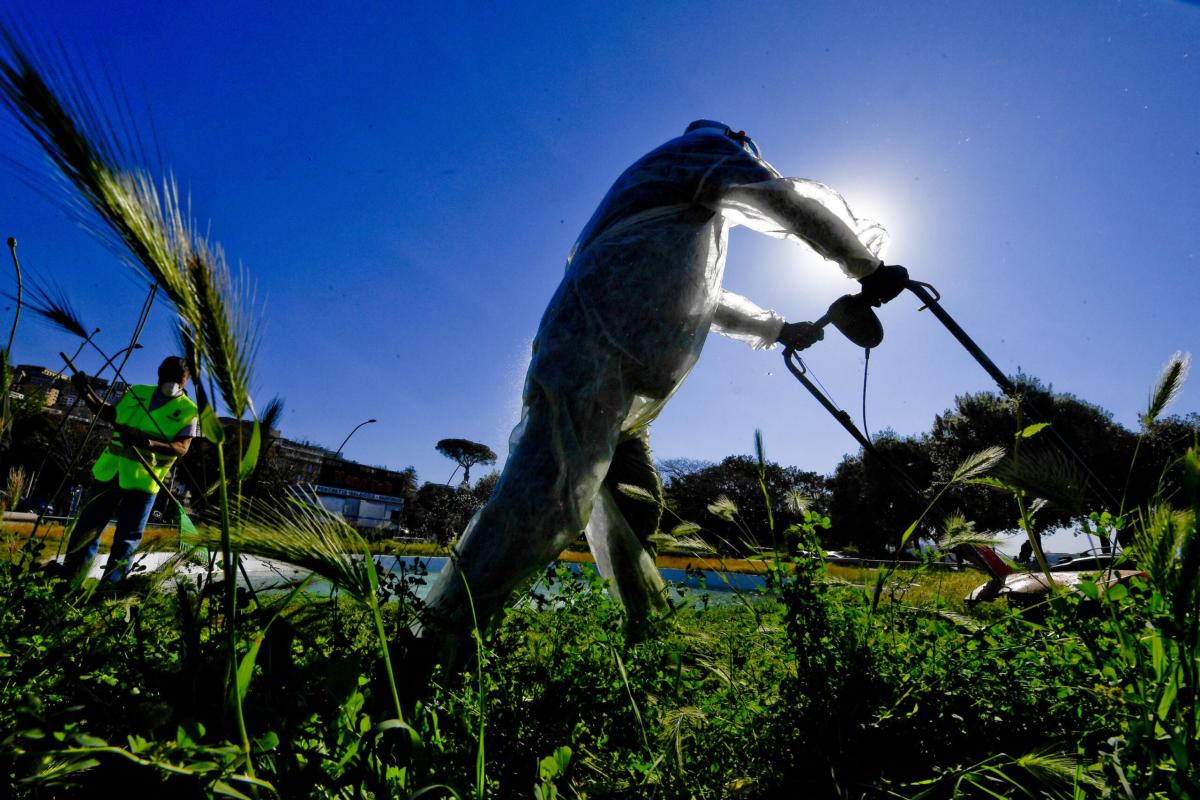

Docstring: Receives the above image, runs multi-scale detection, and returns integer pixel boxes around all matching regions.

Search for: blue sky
[1,0,1196,506]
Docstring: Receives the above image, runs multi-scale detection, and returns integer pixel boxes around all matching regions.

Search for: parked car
[1050,551,1118,573]
[956,544,1142,607]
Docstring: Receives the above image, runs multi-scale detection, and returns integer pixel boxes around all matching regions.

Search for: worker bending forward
[420,120,906,662]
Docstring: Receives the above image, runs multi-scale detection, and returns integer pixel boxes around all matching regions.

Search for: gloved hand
[857,264,909,307]
[776,321,825,352]
[70,371,90,393]
[120,427,150,449]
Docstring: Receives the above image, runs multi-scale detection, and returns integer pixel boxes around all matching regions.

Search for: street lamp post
[336,418,377,456]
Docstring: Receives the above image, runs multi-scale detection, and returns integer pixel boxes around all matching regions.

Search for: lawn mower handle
[903,281,1017,398]
[901,279,1118,508]
[781,277,1119,509]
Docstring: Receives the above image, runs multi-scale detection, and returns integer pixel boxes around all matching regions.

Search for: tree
[404,471,496,545]
[4,390,105,510]
[664,455,829,554]
[927,376,1136,544]
[657,457,714,487]
[435,438,497,485]
[827,433,936,556]
[37,418,108,507]
[1128,413,1200,503]
[468,469,500,505]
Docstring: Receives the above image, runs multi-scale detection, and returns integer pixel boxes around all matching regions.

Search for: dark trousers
[62,478,156,583]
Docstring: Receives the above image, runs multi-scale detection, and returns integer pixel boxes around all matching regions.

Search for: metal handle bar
[783,347,926,500]
[780,278,1120,510]
[902,280,1118,508]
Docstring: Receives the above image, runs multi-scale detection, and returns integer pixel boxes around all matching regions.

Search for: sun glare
[834,181,911,262]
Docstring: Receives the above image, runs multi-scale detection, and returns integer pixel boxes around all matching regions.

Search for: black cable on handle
[861,348,872,447]
[783,348,925,501]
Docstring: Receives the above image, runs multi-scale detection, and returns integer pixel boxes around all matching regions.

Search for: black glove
[70,371,90,393]
[857,264,909,307]
[776,321,824,352]
[120,428,150,449]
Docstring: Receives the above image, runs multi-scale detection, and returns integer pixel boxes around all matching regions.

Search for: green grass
[3,498,1199,798]
[367,539,452,557]
[1,523,452,562]
[826,563,995,613]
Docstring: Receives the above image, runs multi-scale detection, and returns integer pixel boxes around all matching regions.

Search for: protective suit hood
[684,119,761,159]
[684,119,730,133]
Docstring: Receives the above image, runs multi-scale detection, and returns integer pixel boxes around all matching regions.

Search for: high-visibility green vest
[91,384,199,494]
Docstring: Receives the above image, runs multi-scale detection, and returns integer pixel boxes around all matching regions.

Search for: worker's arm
[120,419,196,458]
[717,178,886,279]
[138,434,192,458]
[70,373,117,423]
[711,290,786,350]
[707,178,887,350]
[712,291,828,352]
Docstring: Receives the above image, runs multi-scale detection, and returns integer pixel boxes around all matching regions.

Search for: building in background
[13,364,127,420]
[312,456,412,534]
[272,437,414,535]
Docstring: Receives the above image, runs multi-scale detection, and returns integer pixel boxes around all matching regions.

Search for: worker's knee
[604,433,663,545]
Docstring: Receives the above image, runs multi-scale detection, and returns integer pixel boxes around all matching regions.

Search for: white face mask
[159,382,183,398]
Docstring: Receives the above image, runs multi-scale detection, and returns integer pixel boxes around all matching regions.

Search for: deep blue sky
[1,1,1196,499]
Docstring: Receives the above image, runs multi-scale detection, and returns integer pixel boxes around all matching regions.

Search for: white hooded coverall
[420,122,887,652]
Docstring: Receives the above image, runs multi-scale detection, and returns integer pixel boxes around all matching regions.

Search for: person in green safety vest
[60,356,199,584]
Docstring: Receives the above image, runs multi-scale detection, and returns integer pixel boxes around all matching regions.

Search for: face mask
[159,382,183,398]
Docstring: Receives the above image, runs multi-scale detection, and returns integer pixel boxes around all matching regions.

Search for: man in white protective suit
[419,120,908,663]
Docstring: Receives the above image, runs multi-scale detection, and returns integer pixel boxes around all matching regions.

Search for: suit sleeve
[711,289,785,350]
[717,178,888,279]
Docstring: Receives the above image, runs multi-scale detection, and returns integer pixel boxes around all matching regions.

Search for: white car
[957,545,1142,607]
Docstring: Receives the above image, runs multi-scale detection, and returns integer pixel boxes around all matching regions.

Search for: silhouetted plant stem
[1012,406,1054,582]
[216,442,252,773]
[458,570,487,799]
[6,237,22,355]
[363,545,404,723]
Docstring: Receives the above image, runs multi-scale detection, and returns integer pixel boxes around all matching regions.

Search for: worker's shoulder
[150,387,198,417]
[633,130,750,167]
[621,133,774,190]
[121,383,157,401]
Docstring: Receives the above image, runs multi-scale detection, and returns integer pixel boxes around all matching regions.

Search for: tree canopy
[404,470,498,544]
[827,433,936,556]
[663,455,828,554]
[927,377,1134,535]
[823,377,1198,555]
[435,438,497,485]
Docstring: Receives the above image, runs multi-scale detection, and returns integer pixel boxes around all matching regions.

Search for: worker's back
[569,128,778,261]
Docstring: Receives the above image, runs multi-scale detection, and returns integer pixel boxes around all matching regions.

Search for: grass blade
[185,495,374,600]
[1143,351,1190,427]
[950,446,1006,484]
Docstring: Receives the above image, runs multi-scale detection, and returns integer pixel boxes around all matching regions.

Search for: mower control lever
[787,292,885,351]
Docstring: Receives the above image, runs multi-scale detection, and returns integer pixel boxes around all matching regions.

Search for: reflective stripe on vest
[91,384,199,493]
